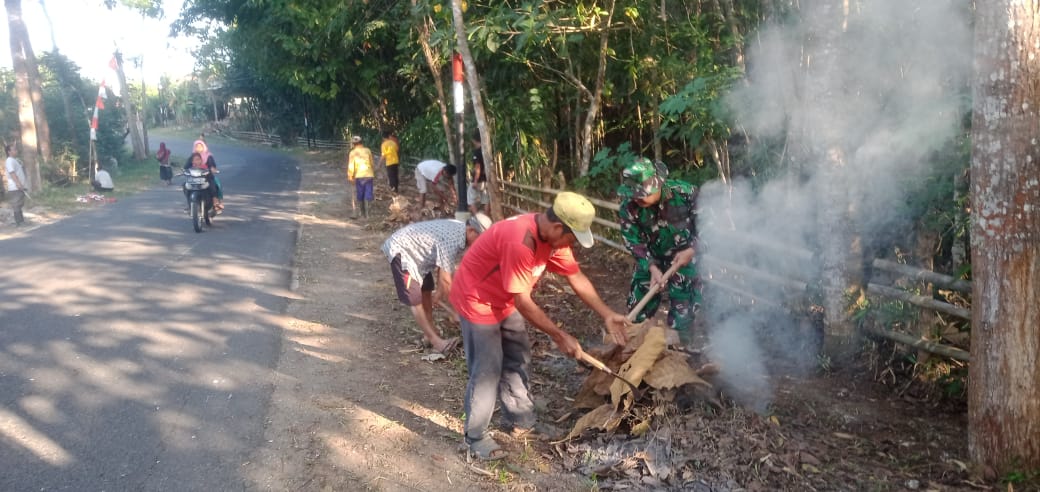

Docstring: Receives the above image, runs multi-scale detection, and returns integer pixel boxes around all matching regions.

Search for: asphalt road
[0,137,301,490]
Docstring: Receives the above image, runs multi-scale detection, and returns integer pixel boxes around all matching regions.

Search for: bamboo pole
[501,203,625,251]
[866,283,970,320]
[501,188,620,230]
[708,229,814,263]
[871,258,971,294]
[862,325,970,362]
[702,253,809,291]
[703,277,786,309]
[501,180,620,211]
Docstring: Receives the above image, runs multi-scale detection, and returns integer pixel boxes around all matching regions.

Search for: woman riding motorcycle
[183,139,223,211]
[184,152,219,213]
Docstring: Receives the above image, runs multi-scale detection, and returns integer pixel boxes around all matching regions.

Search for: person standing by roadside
[467,132,489,215]
[156,142,172,185]
[4,144,28,226]
[449,191,629,461]
[379,130,400,194]
[415,159,457,212]
[382,213,493,355]
[617,157,701,347]
[347,135,375,219]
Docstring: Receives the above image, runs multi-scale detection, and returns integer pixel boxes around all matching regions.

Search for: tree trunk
[6,0,39,191]
[716,0,746,73]
[576,0,615,177]
[8,7,52,164]
[113,52,146,160]
[25,47,50,163]
[801,1,859,362]
[450,0,503,220]
[412,4,458,169]
[968,0,1040,475]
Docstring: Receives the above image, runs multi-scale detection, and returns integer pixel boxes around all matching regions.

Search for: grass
[26,126,265,217]
[31,156,165,214]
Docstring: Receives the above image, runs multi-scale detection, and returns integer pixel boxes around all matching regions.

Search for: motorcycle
[182,167,217,233]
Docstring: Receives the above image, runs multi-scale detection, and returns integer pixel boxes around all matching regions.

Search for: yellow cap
[553,191,596,248]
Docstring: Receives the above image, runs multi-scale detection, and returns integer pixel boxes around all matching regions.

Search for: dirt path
[244,154,587,491]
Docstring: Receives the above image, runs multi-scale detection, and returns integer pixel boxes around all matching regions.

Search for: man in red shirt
[450,191,629,460]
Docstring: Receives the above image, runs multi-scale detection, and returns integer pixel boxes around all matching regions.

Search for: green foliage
[574,142,639,195]
[0,68,21,143]
[1002,467,1040,486]
[659,69,742,147]
[32,52,128,182]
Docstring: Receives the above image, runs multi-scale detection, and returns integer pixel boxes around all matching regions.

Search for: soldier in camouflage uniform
[617,158,702,344]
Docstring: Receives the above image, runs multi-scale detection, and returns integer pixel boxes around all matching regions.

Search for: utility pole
[453,53,468,221]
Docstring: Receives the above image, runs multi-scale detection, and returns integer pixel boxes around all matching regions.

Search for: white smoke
[699,0,973,411]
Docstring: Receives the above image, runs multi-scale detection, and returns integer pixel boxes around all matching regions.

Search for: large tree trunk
[967,0,1040,475]
[24,39,51,163]
[450,0,503,220]
[6,4,53,165]
[6,0,39,191]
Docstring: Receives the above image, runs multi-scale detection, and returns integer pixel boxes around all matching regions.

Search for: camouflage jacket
[618,179,698,270]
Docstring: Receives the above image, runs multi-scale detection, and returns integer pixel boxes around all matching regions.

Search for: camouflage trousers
[627,258,702,341]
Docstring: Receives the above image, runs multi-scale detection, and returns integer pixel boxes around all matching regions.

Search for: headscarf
[193,140,212,166]
[157,142,169,161]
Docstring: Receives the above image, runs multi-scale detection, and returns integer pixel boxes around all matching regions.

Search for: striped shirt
[381,219,468,277]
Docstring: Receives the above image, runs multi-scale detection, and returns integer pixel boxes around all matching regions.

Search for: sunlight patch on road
[0,408,74,466]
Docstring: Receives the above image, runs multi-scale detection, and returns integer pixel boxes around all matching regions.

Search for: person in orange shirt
[379,130,400,194]
[449,191,629,460]
[347,135,375,218]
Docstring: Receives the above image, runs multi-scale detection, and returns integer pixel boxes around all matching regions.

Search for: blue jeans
[461,311,535,444]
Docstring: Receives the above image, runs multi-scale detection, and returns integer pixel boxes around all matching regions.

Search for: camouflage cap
[618,157,664,199]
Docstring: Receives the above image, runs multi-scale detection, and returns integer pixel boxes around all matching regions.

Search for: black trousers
[387,164,400,193]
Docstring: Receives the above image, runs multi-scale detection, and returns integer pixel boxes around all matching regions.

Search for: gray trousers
[461,311,535,444]
[7,189,24,224]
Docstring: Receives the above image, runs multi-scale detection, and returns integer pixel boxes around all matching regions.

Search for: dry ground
[246,151,980,491]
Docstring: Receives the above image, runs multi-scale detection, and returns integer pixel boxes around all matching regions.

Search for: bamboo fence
[500,180,973,362]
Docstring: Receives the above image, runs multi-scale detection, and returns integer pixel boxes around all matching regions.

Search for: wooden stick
[576,351,642,398]
[626,261,683,322]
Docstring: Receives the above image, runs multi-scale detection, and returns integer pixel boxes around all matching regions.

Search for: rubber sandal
[434,337,459,355]
[466,436,509,462]
[507,423,555,442]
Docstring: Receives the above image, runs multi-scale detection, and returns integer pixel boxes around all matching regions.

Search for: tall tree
[800,0,858,360]
[968,0,1040,475]
[5,0,41,190]
[412,0,458,168]
[451,0,503,220]
[19,6,51,163]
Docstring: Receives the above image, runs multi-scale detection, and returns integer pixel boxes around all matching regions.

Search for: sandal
[506,423,556,442]
[466,436,509,462]
[434,337,459,355]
